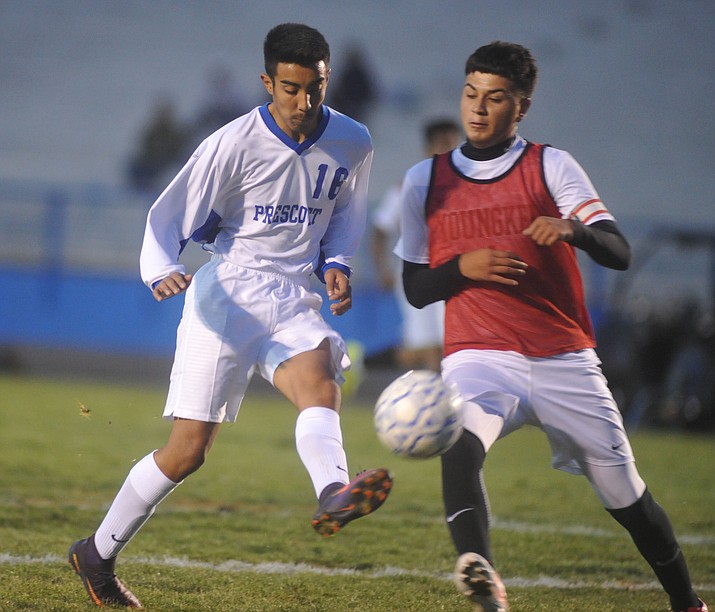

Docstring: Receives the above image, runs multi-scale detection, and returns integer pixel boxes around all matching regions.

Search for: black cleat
[311,468,393,536]
[68,536,143,609]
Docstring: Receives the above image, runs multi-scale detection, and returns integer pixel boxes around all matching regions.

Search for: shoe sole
[312,468,393,536]
[454,552,509,612]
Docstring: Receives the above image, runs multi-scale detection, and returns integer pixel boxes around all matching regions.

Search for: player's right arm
[402,251,527,309]
[139,134,230,291]
[151,271,193,302]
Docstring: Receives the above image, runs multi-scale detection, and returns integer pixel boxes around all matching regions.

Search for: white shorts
[164,257,350,423]
[394,284,444,349]
[442,348,635,475]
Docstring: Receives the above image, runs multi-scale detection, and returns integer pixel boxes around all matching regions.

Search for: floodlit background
[2,0,714,218]
[1,0,714,427]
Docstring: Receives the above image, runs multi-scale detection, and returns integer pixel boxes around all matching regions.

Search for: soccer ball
[374,369,464,459]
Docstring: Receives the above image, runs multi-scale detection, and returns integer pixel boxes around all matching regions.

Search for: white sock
[295,407,349,498]
[94,452,179,559]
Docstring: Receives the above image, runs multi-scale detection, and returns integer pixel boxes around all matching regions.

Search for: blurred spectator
[329,44,378,124]
[370,118,462,371]
[127,94,188,194]
[191,64,250,144]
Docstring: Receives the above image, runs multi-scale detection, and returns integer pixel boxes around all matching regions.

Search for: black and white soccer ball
[374,369,464,459]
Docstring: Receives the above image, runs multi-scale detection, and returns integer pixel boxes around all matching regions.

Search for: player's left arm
[523,217,631,270]
[324,267,352,316]
[528,147,631,270]
[318,143,373,296]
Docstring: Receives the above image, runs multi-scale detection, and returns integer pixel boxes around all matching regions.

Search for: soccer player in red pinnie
[395,40,708,612]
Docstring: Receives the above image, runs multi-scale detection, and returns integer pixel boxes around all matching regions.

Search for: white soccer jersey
[395,134,614,264]
[140,104,373,287]
[372,183,445,348]
[372,183,401,242]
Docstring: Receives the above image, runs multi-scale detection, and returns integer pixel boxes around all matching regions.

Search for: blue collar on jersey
[259,103,329,154]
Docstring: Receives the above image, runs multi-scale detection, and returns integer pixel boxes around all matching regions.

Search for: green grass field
[0,373,713,611]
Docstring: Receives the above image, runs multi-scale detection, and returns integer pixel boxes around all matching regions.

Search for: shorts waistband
[211,254,311,288]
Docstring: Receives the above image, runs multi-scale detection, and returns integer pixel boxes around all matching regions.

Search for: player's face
[261,61,330,142]
[460,71,530,149]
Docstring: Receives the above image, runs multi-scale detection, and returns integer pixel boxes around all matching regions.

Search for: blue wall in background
[0,265,402,358]
[0,178,403,360]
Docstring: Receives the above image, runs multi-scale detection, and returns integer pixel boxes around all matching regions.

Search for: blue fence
[0,179,401,358]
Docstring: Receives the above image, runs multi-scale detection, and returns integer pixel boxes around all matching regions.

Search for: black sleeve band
[402,257,464,308]
[569,219,631,270]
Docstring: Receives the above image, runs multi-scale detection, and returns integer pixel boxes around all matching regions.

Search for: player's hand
[523,216,574,246]
[152,272,193,302]
[458,248,527,286]
[324,268,352,316]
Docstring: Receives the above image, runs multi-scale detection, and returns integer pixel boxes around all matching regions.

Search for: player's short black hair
[465,41,538,98]
[263,23,330,79]
[424,118,460,146]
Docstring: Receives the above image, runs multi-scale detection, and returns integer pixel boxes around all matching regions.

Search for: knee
[440,430,486,498]
[300,376,341,409]
[442,430,486,468]
[587,462,646,509]
[155,441,210,482]
[183,447,208,475]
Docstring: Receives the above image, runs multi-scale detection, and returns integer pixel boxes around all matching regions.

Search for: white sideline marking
[2,553,713,593]
[491,518,715,547]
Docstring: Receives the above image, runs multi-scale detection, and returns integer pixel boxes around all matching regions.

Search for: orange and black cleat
[68,536,143,609]
[312,467,393,537]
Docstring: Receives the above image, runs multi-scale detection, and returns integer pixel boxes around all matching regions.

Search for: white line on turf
[491,518,714,546]
[2,553,713,593]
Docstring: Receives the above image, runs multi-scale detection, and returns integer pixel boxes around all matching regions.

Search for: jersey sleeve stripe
[570,199,609,224]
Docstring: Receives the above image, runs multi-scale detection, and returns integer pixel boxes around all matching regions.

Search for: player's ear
[260,73,274,96]
[517,97,531,121]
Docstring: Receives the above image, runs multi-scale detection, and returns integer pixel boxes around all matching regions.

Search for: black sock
[441,430,492,560]
[607,489,699,609]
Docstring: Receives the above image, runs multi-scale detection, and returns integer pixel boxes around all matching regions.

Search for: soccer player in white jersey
[68,23,392,608]
[395,41,707,612]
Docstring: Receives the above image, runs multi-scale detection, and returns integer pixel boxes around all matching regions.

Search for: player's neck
[267,104,319,143]
[461,136,515,161]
